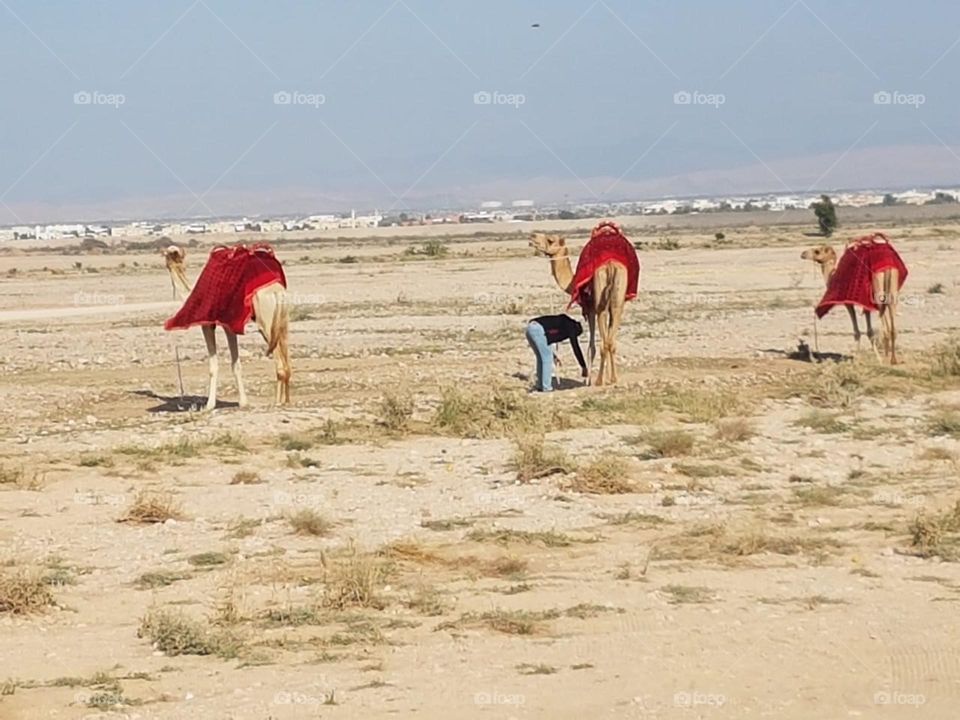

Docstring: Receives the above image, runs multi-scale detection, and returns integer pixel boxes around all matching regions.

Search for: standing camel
[801,233,906,364]
[529,224,638,385]
[163,245,291,409]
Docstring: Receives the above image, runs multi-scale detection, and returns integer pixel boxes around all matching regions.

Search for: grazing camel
[163,245,291,409]
[801,241,902,364]
[529,232,630,385]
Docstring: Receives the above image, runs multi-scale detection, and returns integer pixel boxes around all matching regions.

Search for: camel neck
[168,266,193,300]
[549,252,575,294]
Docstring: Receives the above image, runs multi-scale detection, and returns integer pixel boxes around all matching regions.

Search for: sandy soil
[1,212,960,719]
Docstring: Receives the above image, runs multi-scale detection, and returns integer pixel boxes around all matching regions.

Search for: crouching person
[525,314,587,392]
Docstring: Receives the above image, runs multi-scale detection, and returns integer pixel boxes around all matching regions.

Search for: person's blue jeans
[525,321,554,392]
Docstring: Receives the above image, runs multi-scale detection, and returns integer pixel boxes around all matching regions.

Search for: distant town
[3,187,959,242]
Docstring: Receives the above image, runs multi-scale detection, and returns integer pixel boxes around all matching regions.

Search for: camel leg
[845,304,862,352]
[886,269,899,364]
[585,310,596,387]
[201,325,219,411]
[593,272,612,386]
[605,267,628,385]
[863,311,882,362]
[253,287,292,405]
[225,330,248,408]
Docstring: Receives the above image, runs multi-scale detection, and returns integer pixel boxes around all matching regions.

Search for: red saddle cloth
[165,244,286,334]
[568,221,641,310]
[815,233,908,318]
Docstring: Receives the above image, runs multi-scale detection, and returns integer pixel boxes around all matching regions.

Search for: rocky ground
[1,213,960,719]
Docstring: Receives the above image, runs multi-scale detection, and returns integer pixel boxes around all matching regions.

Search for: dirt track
[1,213,960,719]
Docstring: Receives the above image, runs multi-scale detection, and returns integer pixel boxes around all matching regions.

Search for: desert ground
[2,208,960,719]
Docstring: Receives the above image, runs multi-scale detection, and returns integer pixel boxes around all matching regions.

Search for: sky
[1,0,959,222]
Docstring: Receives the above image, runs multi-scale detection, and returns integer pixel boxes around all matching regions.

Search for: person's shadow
[510,372,588,390]
[131,389,239,413]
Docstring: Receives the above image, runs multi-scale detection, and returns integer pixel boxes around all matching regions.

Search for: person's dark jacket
[531,314,587,376]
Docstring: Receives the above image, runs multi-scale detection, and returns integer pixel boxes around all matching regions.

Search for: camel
[529,233,628,385]
[801,243,900,364]
[163,245,291,409]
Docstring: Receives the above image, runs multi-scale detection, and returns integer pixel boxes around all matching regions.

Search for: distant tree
[882,193,898,207]
[811,194,838,236]
[558,209,577,220]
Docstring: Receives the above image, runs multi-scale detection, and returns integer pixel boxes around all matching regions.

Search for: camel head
[163,245,191,298]
[529,233,567,258]
[800,244,837,267]
[163,245,186,271]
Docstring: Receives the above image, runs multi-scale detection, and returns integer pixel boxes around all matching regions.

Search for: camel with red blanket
[801,233,907,364]
[530,221,640,385]
[163,244,291,409]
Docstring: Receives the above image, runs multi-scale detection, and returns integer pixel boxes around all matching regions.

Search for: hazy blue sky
[2,0,959,221]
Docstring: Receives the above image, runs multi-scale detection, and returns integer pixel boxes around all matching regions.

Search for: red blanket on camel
[815,233,908,318]
[165,244,286,334]
[568,221,641,311]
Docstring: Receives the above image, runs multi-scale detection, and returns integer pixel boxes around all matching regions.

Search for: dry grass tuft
[652,523,844,562]
[288,509,334,537]
[565,456,635,494]
[661,584,716,604]
[929,336,960,378]
[466,528,595,547]
[0,465,45,491]
[118,491,184,524]
[0,569,56,614]
[230,470,263,485]
[438,608,559,635]
[379,392,414,432]
[794,410,849,434]
[919,446,955,462]
[321,548,387,610]
[138,608,241,658]
[908,501,960,560]
[433,387,563,438]
[929,410,960,438]
[714,418,755,442]
[793,485,848,507]
[511,436,575,481]
[634,429,695,458]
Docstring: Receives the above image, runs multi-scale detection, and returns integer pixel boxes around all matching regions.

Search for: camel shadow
[759,342,849,364]
[131,389,239,413]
